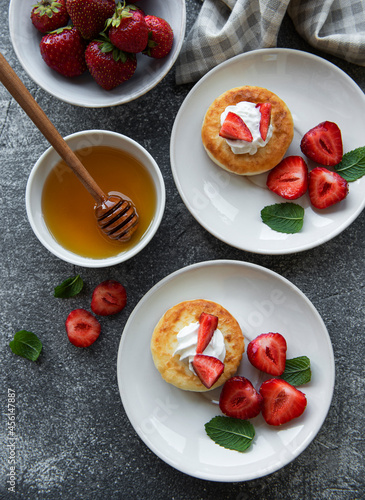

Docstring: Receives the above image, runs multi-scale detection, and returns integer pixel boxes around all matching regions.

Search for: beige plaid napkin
[176,0,365,84]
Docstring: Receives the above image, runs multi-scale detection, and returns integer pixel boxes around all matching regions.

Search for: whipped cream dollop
[173,321,226,374]
[221,101,273,155]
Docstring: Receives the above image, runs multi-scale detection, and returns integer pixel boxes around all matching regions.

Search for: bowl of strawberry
[9,0,186,107]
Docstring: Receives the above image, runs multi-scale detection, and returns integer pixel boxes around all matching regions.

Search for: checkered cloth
[175,0,365,84]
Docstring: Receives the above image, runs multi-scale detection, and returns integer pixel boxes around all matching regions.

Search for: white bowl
[9,0,186,107]
[26,130,165,267]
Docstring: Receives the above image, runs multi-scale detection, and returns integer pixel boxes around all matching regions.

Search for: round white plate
[8,0,186,107]
[170,48,365,254]
[117,260,334,481]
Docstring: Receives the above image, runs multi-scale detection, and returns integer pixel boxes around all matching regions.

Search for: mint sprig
[334,146,365,181]
[261,203,304,234]
[9,330,42,361]
[281,356,311,386]
[54,275,83,298]
[205,416,255,452]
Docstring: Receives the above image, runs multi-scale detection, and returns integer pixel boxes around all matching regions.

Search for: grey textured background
[1,0,364,498]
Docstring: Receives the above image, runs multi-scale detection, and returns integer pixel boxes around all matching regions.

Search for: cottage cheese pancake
[151,299,245,391]
[201,86,294,175]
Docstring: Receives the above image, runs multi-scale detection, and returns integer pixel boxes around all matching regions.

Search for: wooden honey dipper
[0,52,139,242]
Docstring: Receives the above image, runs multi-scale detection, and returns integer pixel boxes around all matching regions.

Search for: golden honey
[42,145,157,259]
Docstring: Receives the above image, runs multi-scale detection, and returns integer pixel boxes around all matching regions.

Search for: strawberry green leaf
[205,416,255,452]
[54,275,83,298]
[9,331,42,361]
[281,356,311,386]
[334,146,365,181]
[261,203,304,234]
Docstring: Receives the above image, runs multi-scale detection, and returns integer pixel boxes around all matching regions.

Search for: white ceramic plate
[170,48,365,254]
[117,260,334,481]
[8,0,186,107]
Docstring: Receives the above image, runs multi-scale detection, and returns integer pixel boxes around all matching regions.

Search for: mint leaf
[334,146,365,181]
[261,203,304,234]
[281,356,311,386]
[54,275,83,298]
[205,416,255,452]
[9,330,42,361]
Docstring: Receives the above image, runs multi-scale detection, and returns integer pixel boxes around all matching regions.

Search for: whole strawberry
[31,0,69,34]
[66,0,116,40]
[143,15,173,59]
[85,36,137,90]
[107,2,149,54]
[40,26,88,77]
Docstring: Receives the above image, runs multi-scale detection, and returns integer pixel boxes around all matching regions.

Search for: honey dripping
[42,146,157,259]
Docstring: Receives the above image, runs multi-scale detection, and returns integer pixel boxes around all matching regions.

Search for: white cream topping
[173,321,226,374]
[221,101,273,155]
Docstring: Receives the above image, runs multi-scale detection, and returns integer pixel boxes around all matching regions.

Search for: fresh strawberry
[40,26,87,77]
[308,166,348,209]
[31,0,69,34]
[219,112,253,141]
[219,376,263,420]
[266,156,308,200]
[247,332,287,376]
[65,308,101,347]
[260,378,307,426]
[143,15,174,59]
[300,121,343,166]
[256,102,271,141]
[107,2,149,54]
[91,279,127,315]
[85,37,137,90]
[192,354,224,389]
[66,0,115,40]
[196,312,218,354]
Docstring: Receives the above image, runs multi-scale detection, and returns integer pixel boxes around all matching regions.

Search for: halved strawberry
[91,279,127,316]
[266,156,308,200]
[260,378,307,426]
[308,166,348,209]
[192,354,224,389]
[196,312,218,354]
[219,376,263,419]
[66,308,101,347]
[300,121,343,166]
[256,102,271,141]
[219,112,253,142]
[247,333,287,376]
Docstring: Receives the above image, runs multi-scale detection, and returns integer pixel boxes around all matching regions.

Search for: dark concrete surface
[1,0,364,498]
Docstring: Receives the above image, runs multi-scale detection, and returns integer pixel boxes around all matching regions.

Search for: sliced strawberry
[219,112,253,142]
[247,333,287,376]
[308,167,348,209]
[192,354,224,389]
[266,156,308,200]
[196,312,218,354]
[66,309,101,348]
[260,378,307,426]
[300,121,343,166]
[219,376,263,420]
[91,280,127,316]
[256,102,272,141]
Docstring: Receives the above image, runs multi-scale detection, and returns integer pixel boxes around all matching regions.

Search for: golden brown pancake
[201,86,294,175]
[151,299,245,391]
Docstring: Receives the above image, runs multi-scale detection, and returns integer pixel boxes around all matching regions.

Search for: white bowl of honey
[26,130,165,267]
